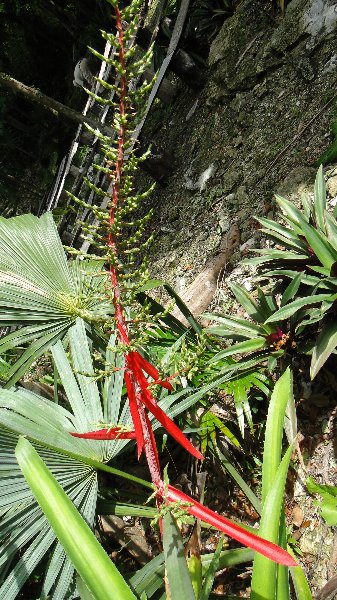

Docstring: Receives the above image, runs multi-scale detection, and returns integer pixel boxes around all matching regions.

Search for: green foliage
[306,477,337,526]
[16,437,137,600]
[204,280,307,433]
[0,312,212,597]
[186,0,234,42]
[224,370,271,436]
[206,280,301,361]
[199,409,241,454]
[251,369,295,600]
[0,212,110,387]
[0,318,141,598]
[162,511,197,600]
[242,166,337,378]
[199,535,224,600]
[158,0,234,51]
[128,547,254,599]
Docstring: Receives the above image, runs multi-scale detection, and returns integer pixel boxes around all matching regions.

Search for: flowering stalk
[107,4,129,348]
[74,1,202,464]
[163,485,296,566]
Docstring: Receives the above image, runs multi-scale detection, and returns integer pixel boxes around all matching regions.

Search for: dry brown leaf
[292,505,304,528]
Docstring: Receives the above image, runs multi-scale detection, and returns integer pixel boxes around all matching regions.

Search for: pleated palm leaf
[0,212,111,387]
[0,318,137,599]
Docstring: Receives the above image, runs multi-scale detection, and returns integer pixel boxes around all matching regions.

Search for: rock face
[143,0,337,315]
[209,0,337,94]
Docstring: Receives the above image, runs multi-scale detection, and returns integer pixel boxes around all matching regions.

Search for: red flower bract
[126,351,203,461]
[164,485,297,567]
[70,427,137,440]
[267,326,284,343]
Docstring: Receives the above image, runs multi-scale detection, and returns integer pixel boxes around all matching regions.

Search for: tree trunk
[171,224,240,326]
[0,73,113,136]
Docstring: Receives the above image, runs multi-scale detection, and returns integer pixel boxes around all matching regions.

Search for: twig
[263,92,337,180]
[316,574,337,600]
[235,32,264,69]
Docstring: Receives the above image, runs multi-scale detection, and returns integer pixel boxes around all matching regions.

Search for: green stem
[12,431,154,490]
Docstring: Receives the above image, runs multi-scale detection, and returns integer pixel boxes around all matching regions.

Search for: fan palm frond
[0,212,111,387]
[0,318,134,599]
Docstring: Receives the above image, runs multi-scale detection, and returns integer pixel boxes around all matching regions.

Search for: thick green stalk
[16,437,137,600]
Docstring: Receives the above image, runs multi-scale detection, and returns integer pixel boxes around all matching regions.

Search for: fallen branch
[0,72,113,136]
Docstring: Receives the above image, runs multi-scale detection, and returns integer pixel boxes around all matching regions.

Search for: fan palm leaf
[0,318,138,599]
[0,212,111,387]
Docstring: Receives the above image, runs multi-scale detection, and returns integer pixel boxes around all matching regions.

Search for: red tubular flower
[70,427,137,440]
[133,351,173,391]
[164,485,297,567]
[127,352,203,461]
[140,389,203,460]
[124,368,145,458]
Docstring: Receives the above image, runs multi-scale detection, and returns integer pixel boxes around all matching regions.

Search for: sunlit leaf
[200,535,224,600]
[230,283,266,322]
[306,477,337,526]
[313,165,327,232]
[311,320,337,379]
[265,294,334,323]
[208,337,266,363]
[162,511,196,600]
[0,213,109,387]
[251,447,294,600]
[16,437,136,600]
[281,273,303,306]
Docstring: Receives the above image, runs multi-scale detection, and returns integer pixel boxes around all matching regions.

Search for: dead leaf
[292,505,304,528]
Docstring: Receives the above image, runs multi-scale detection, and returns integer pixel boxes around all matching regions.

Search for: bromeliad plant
[204,279,304,433]
[245,165,337,378]
[205,280,302,366]
[204,166,337,385]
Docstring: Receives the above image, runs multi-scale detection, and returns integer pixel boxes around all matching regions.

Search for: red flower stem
[138,400,162,487]
[108,5,129,347]
[70,429,137,439]
[106,3,197,489]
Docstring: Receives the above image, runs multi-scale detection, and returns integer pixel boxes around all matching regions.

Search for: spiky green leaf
[311,319,337,379]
